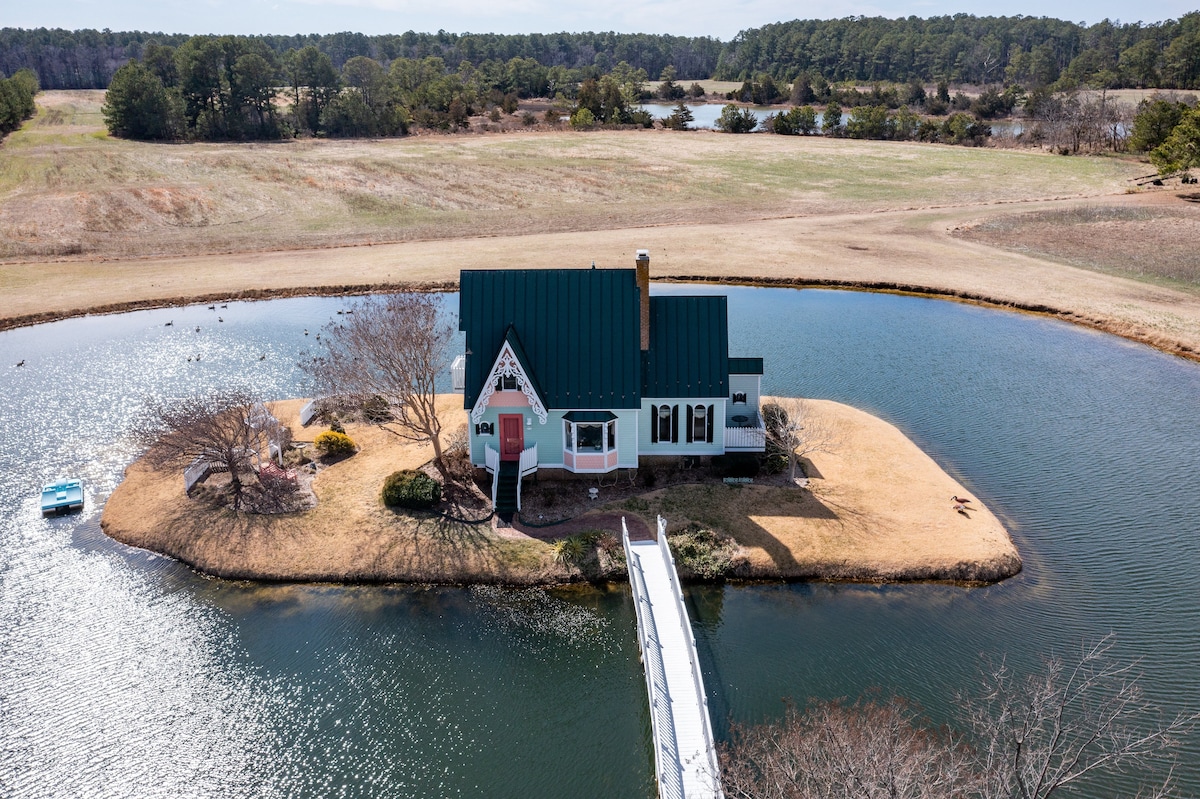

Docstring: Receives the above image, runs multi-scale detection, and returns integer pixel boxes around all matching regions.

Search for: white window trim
[564,418,617,454]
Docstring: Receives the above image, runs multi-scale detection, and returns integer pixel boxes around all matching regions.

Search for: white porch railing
[299,398,319,426]
[516,443,537,511]
[451,354,467,392]
[724,416,766,451]
[184,458,213,494]
[485,445,500,507]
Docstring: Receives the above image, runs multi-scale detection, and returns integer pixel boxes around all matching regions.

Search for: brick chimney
[636,249,650,351]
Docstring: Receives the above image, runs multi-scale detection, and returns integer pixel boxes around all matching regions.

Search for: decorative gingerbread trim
[471,341,548,424]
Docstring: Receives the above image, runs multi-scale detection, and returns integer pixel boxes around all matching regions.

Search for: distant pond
[2,286,1199,797]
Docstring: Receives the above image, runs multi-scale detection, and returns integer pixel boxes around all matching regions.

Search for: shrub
[712,453,761,478]
[382,469,442,509]
[329,415,346,434]
[763,453,790,475]
[362,395,392,423]
[570,107,596,128]
[314,430,356,457]
[668,523,736,580]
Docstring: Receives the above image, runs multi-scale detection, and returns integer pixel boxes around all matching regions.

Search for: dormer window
[496,375,518,391]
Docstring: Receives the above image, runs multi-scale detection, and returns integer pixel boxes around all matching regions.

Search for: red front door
[499,415,524,461]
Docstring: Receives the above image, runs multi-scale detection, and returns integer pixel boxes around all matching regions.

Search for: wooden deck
[623,516,722,799]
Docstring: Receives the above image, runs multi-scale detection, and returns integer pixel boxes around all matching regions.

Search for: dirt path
[4,193,1198,360]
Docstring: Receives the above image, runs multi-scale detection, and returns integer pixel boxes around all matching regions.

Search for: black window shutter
[706,404,714,443]
[651,405,659,444]
[686,405,694,443]
[671,405,679,443]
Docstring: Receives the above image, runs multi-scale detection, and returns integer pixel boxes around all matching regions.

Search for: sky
[6,0,1198,40]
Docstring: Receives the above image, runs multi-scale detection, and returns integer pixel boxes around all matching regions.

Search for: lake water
[638,103,778,130]
[2,287,1198,797]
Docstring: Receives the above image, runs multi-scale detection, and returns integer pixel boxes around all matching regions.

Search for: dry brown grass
[102,397,1019,585]
[0,90,1140,264]
[103,397,560,584]
[620,400,1019,583]
[6,91,1200,362]
[955,203,1200,288]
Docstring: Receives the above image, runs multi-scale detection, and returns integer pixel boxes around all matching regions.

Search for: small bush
[362,395,392,423]
[712,453,761,478]
[328,416,346,434]
[382,469,442,509]
[314,430,356,457]
[668,523,736,580]
[641,469,658,488]
[763,453,790,475]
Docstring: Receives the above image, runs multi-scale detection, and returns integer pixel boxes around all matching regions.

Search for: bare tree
[961,635,1195,799]
[720,636,1196,799]
[762,398,842,481]
[301,293,456,481]
[135,388,268,510]
[722,697,978,799]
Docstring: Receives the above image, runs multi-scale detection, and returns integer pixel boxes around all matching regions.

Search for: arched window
[651,404,678,444]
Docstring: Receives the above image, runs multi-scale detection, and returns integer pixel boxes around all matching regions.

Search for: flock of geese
[15,302,353,369]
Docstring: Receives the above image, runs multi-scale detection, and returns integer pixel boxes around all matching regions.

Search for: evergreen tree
[102,61,182,140]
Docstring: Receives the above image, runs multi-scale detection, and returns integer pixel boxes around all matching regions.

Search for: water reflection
[1,288,1199,796]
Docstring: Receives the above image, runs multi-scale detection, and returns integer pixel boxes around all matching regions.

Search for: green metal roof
[460,268,643,409]
[728,357,764,375]
[641,296,729,399]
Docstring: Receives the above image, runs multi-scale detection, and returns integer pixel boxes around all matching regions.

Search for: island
[101,394,1021,586]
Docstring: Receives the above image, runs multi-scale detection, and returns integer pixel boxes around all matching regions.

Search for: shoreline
[100,397,1021,587]
[6,275,1196,364]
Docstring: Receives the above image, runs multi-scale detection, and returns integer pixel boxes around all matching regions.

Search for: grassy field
[0,90,1144,262]
[4,90,1200,362]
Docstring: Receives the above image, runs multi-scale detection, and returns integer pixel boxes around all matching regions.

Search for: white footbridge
[622,516,723,799]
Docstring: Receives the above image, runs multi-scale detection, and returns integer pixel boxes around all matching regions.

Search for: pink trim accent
[576,454,607,469]
[490,392,531,408]
[564,451,575,468]
[607,451,618,468]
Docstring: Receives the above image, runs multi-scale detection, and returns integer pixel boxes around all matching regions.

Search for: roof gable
[460,268,643,409]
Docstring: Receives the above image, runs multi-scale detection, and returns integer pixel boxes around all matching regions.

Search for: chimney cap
[636,249,650,259]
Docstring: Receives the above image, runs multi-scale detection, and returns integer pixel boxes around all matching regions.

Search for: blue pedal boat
[41,479,84,514]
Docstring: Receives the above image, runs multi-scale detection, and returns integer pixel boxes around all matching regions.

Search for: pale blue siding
[728,374,762,422]
[638,398,726,456]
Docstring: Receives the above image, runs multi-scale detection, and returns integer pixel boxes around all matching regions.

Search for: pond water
[637,102,779,130]
[2,287,1199,797]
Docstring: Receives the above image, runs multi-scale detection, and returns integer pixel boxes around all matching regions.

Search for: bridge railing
[655,517,722,795]
[623,518,684,799]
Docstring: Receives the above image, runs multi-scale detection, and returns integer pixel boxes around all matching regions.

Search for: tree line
[0,27,719,91]
[5,14,1200,93]
[715,13,1200,89]
[102,37,664,140]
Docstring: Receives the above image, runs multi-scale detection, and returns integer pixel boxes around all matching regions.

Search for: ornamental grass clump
[382,469,442,509]
[314,429,356,457]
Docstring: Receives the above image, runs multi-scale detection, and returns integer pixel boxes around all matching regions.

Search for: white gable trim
[471,340,548,425]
